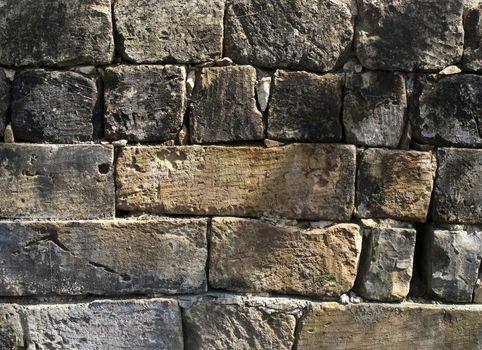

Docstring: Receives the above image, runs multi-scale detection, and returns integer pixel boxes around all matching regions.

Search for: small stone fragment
[256,76,271,112]
[114,0,225,63]
[177,125,189,145]
[474,271,482,303]
[264,139,284,148]
[186,70,197,95]
[432,148,482,224]
[356,149,435,222]
[11,69,100,143]
[104,65,186,142]
[0,70,9,139]
[462,2,482,72]
[268,71,343,142]
[3,124,14,143]
[343,71,407,147]
[189,66,264,143]
[339,294,350,305]
[112,139,128,147]
[439,65,462,75]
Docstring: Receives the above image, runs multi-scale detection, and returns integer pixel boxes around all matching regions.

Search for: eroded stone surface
[356,227,416,301]
[298,303,482,349]
[0,70,9,139]
[432,148,482,224]
[343,71,407,147]
[0,218,207,296]
[189,66,264,143]
[0,0,114,67]
[116,144,356,220]
[0,144,114,220]
[356,149,435,222]
[114,0,225,63]
[267,71,343,142]
[12,69,100,143]
[224,0,354,72]
[356,0,464,71]
[210,218,362,297]
[104,65,186,142]
[463,3,482,72]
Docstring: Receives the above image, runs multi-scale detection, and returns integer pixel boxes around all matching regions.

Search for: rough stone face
[411,75,482,147]
[267,71,343,142]
[0,299,183,349]
[11,69,100,143]
[224,0,354,72]
[298,303,482,349]
[0,144,114,220]
[426,226,482,303]
[210,218,362,297]
[189,66,264,143]
[356,149,435,222]
[475,269,482,303]
[356,0,464,71]
[0,218,207,296]
[432,148,482,224]
[355,227,417,301]
[114,0,224,63]
[0,0,114,67]
[343,71,407,147]
[116,144,356,220]
[0,70,9,140]
[104,65,186,142]
[183,301,296,350]
[463,3,482,72]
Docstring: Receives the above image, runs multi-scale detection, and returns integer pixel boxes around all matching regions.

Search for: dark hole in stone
[98,163,110,174]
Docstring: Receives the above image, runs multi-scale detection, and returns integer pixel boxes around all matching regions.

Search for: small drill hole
[98,163,110,174]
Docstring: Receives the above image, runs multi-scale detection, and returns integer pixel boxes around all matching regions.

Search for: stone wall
[0,0,481,349]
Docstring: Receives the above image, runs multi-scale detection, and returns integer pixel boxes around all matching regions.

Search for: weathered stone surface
[267,71,343,142]
[411,75,482,147]
[356,0,464,71]
[355,227,416,301]
[0,218,207,296]
[0,144,114,220]
[432,148,482,224]
[0,299,183,349]
[104,65,186,142]
[475,269,482,303]
[343,71,407,147]
[463,3,482,72]
[0,0,114,67]
[425,225,482,303]
[189,66,264,143]
[356,149,435,222]
[116,144,356,220]
[298,302,482,349]
[0,70,9,140]
[114,0,224,63]
[11,69,100,143]
[224,0,354,72]
[183,300,296,350]
[210,218,362,297]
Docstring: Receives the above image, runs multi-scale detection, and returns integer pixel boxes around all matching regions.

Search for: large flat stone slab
[210,218,362,297]
[0,144,114,220]
[116,144,356,220]
[0,218,207,296]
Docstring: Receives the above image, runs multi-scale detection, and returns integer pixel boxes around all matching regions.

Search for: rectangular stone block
[0,70,10,139]
[116,144,356,220]
[462,2,482,72]
[0,299,183,349]
[209,218,362,297]
[0,0,114,66]
[0,218,207,296]
[298,303,482,349]
[0,144,114,220]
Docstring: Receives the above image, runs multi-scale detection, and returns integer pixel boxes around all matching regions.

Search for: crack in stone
[87,261,132,282]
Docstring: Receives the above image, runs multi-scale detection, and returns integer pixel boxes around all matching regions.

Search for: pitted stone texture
[463,3,482,72]
[0,70,9,140]
[432,148,482,224]
[114,0,224,63]
[210,218,362,297]
[267,71,343,142]
[11,69,100,143]
[0,144,114,220]
[0,218,207,296]
[356,0,464,71]
[411,75,482,147]
[116,144,356,220]
[356,149,435,222]
[298,303,482,349]
[356,227,416,301]
[427,226,482,303]
[0,0,114,67]
[343,71,407,147]
[189,66,264,143]
[183,301,296,350]
[224,0,354,72]
[0,299,183,349]
[104,65,186,142]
